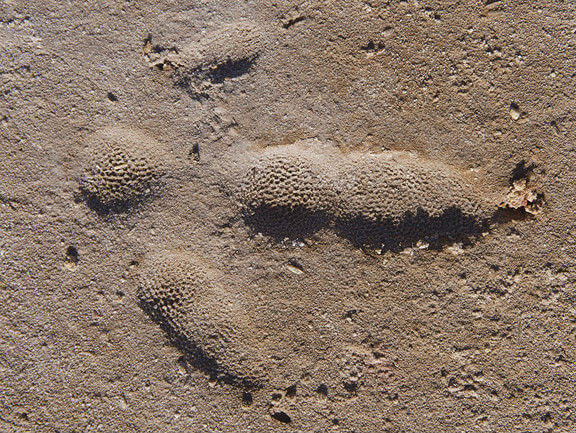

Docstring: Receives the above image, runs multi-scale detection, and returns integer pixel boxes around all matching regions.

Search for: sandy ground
[1,1,575,432]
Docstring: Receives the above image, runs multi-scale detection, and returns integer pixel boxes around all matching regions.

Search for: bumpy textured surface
[80,128,163,209]
[240,145,493,246]
[333,152,493,245]
[137,252,208,327]
[241,155,333,213]
[137,251,264,385]
[240,147,335,236]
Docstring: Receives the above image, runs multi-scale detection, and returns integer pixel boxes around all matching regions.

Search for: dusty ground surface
[1,0,575,432]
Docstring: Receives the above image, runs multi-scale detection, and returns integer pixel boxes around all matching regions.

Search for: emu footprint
[136,250,347,391]
[332,151,494,247]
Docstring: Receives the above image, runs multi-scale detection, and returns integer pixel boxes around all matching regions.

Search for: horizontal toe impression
[333,151,494,249]
[237,143,495,249]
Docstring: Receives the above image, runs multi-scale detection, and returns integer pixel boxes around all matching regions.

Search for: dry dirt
[1,1,575,432]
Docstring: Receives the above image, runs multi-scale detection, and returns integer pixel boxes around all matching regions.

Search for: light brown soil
[1,1,574,432]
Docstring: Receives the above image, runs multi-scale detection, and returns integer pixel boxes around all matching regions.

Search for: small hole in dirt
[241,391,253,406]
[190,143,200,161]
[271,392,283,401]
[107,92,118,102]
[360,40,385,53]
[66,246,79,263]
[316,384,328,396]
[343,380,358,393]
[271,411,292,423]
[345,309,358,319]
[285,385,297,398]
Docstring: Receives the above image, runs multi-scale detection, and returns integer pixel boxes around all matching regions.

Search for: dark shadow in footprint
[207,56,257,83]
[138,299,261,389]
[172,55,256,99]
[243,205,331,240]
[334,206,488,252]
[80,192,150,216]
